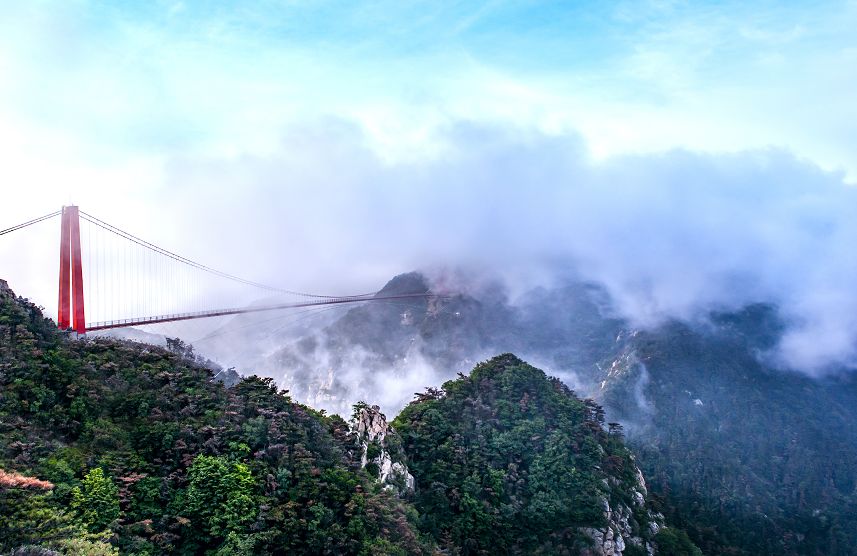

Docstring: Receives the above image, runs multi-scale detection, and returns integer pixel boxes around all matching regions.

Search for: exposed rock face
[581,461,663,556]
[351,403,414,494]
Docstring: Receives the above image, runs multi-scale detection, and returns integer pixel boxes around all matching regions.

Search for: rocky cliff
[351,403,414,494]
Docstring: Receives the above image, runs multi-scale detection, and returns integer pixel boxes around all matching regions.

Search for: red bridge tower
[58,205,85,334]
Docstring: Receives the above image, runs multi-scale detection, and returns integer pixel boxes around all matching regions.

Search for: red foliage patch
[0,468,54,490]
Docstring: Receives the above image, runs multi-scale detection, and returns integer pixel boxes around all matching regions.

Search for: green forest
[0,282,700,555]
[599,314,857,555]
[0,284,432,555]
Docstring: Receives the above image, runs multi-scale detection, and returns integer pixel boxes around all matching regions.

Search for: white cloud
[133,123,856,374]
[1,2,856,375]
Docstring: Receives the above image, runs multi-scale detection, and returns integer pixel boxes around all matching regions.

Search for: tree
[0,486,77,551]
[177,455,258,548]
[70,468,120,533]
[655,528,703,556]
[166,337,195,360]
[608,422,624,438]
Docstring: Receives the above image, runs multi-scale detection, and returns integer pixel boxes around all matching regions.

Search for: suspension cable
[0,210,62,236]
[79,210,375,299]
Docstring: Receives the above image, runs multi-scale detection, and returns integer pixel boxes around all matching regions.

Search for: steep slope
[235,271,857,555]
[393,354,697,556]
[597,308,857,555]
[262,272,620,414]
[0,279,433,555]
[7,268,856,554]
[2,278,692,556]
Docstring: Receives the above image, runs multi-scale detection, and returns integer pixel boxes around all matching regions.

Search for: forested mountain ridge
[393,353,699,555]
[597,310,857,555]
[0,278,696,555]
[0,279,433,555]
[235,271,857,555]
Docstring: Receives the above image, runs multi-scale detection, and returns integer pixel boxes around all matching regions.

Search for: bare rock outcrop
[351,403,415,494]
[581,458,664,555]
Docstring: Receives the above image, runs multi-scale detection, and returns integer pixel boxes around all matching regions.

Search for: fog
[2,119,855,378]
[143,121,856,376]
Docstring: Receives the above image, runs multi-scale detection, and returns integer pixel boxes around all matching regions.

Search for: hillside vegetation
[599,313,857,555]
[0,280,700,555]
[0,280,432,555]
[257,271,857,555]
[394,353,695,555]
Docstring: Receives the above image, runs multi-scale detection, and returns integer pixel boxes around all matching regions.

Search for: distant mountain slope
[94,327,168,346]
[1,278,696,555]
[239,271,857,555]
[262,272,622,414]
[597,308,857,555]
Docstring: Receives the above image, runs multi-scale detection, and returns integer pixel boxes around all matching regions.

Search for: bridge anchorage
[1,205,439,335]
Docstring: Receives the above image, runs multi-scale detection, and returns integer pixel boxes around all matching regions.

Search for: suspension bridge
[0,206,436,335]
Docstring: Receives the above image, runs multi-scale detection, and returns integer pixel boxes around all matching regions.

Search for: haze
[1,1,856,373]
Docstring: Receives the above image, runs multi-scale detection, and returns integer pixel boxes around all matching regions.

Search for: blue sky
[1,1,857,372]
[2,0,855,170]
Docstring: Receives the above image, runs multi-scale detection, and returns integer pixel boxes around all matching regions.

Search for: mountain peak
[375,271,430,296]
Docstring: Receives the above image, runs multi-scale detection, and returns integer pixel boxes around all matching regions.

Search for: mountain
[216,271,857,555]
[256,272,622,415]
[0,278,696,555]
[596,309,857,554]
[0,279,432,555]
[393,353,698,556]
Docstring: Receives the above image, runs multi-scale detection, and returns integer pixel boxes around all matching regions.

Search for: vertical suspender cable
[95,223,99,323]
[125,236,127,320]
[126,234,129,319]
[86,220,90,322]
[131,240,135,318]
[99,224,102,323]
[135,241,139,318]
[110,232,113,322]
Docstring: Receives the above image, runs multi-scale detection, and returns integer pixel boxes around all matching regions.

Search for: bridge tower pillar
[58,206,86,334]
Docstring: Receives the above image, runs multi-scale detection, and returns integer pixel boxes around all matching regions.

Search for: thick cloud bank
[162,122,857,374]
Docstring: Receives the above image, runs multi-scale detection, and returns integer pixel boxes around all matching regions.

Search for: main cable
[79,210,375,299]
[0,210,62,236]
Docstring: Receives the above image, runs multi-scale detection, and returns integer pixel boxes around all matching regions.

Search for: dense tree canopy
[394,354,674,555]
[0,283,432,555]
[0,281,698,555]
[600,313,857,555]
